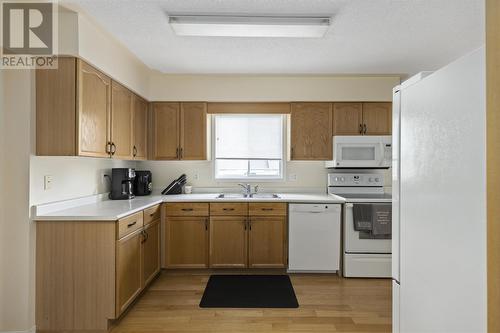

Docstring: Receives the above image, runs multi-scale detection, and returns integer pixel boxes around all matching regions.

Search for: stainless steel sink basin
[216,193,280,199]
[250,193,280,199]
[216,193,248,199]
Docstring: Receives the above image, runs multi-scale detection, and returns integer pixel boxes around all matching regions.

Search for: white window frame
[211,114,287,182]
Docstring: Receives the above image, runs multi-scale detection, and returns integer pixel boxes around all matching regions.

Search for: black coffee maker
[110,168,136,200]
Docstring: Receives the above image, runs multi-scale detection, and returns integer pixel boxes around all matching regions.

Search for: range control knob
[368,177,373,182]
[375,178,380,182]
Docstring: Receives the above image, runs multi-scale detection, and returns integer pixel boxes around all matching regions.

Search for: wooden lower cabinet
[209,216,248,268]
[116,229,143,316]
[165,216,209,268]
[142,219,160,287]
[248,216,287,268]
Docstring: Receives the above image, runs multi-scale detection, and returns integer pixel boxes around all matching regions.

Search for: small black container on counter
[134,170,152,196]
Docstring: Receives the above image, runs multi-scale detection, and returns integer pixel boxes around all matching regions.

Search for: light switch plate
[44,175,53,190]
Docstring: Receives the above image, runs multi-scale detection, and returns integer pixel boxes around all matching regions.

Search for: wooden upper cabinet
[362,102,392,135]
[77,60,111,157]
[248,216,287,268]
[333,103,363,135]
[209,216,248,268]
[132,95,148,160]
[290,103,333,160]
[36,57,77,156]
[110,81,133,159]
[152,102,180,160]
[180,102,207,160]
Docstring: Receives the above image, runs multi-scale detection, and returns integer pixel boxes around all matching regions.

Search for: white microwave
[325,135,392,168]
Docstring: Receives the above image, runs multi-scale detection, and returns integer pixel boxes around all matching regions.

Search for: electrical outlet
[288,174,297,181]
[44,175,53,190]
[193,173,199,180]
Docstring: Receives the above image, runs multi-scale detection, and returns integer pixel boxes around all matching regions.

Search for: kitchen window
[214,114,284,180]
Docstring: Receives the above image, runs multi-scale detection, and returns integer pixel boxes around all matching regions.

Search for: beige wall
[148,74,400,101]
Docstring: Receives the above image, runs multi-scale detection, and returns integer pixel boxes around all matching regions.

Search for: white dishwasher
[288,203,342,272]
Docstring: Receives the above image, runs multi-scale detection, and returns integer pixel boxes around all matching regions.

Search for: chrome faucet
[238,183,252,196]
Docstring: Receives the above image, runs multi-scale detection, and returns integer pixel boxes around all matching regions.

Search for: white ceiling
[68,0,484,75]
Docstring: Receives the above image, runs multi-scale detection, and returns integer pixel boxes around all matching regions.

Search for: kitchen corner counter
[33,193,345,221]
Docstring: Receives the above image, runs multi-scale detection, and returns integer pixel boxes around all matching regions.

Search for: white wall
[30,157,135,205]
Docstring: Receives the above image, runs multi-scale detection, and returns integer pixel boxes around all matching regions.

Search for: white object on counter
[288,203,341,272]
[184,185,193,194]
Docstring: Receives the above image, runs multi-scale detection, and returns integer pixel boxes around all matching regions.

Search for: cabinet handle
[144,230,149,242]
[106,141,112,154]
[359,124,363,134]
[141,230,146,243]
[223,208,235,211]
[205,218,208,231]
[363,124,367,134]
[111,142,116,155]
[176,147,179,159]
[133,145,137,157]
[181,208,193,211]
[291,147,294,159]
[248,218,252,231]
[244,219,247,231]
[261,208,274,211]
[180,147,183,159]
[127,221,137,228]
[149,212,156,217]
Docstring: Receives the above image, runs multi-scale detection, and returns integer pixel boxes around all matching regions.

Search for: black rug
[199,275,299,308]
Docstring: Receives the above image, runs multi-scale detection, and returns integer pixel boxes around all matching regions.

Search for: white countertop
[33,193,346,221]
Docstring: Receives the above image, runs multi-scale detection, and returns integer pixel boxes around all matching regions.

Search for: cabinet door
[180,102,207,160]
[248,216,287,268]
[116,229,142,316]
[77,60,111,157]
[142,220,160,287]
[152,103,180,160]
[209,216,248,268]
[333,103,363,135]
[165,217,208,268]
[132,95,148,160]
[111,81,133,159]
[362,102,392,135]
[290,103,332,160]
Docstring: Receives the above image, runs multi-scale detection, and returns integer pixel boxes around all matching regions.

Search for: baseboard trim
[1,326,36,333]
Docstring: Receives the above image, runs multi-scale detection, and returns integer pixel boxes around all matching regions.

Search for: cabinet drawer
[117,211,144,239]
[249,203,287,216]
[165,203,209,216]
[210,203,248,216]
[144,204,161,225]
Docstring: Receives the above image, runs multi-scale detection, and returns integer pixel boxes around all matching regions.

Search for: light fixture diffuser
[168,15,331,38]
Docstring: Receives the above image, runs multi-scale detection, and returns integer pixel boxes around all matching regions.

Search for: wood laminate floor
[111,271,392,333]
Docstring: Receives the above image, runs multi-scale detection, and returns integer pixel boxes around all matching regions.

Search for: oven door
[344,203,392,254]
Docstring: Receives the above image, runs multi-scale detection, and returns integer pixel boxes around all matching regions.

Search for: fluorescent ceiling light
[168,15,331,38]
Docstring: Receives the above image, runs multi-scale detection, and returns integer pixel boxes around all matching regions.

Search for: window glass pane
[216,159,248,178]
[215,114,282,159]
[249,160,281,176]
[214,114,284,180]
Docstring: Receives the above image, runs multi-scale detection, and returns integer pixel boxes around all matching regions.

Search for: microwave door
[338,144,378,168]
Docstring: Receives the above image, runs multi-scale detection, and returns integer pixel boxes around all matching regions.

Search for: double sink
[216,193,280,199]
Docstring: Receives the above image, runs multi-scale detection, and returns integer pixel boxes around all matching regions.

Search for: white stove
[328,172,392,278]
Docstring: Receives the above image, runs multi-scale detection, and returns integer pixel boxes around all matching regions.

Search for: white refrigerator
[392,47,486,332]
